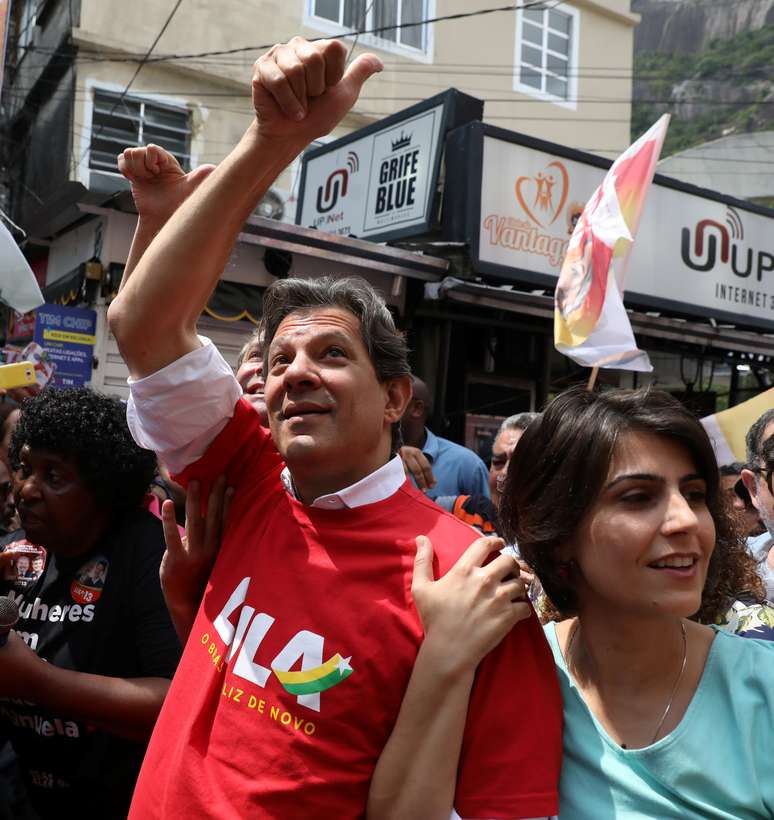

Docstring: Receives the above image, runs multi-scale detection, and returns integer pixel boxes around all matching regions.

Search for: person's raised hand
[251,37,382,145]
[159,476,233,642]
[399,446,436,492]
[411,535,531,678]
[117,144,216,227]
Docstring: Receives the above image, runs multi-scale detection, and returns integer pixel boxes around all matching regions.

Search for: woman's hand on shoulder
[160,476,233,642]
[412,535,531,678]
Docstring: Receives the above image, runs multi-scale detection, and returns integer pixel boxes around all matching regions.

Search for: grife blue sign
[33,303,97,388]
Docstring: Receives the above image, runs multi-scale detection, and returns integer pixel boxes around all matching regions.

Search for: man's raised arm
[108,38,382,378]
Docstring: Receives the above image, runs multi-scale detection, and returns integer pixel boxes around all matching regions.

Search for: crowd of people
[0,34,772,820]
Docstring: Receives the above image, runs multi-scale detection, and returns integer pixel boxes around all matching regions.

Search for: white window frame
[15,0,38,57]
[304,0,435,64]
[78,80,197,185]
[513,2,579,111]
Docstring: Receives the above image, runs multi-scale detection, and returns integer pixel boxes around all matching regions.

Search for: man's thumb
[341,53,383,95]
[412,535,435,588]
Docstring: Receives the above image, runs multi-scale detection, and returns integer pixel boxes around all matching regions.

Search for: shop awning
[204,280,263,325]
[426,277,774,358]
[43,267,83,306]
[239,216,449,282]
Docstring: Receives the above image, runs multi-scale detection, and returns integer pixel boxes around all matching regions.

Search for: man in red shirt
[109,37,562,819]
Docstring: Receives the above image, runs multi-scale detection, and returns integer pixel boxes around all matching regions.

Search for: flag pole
[586,366,599,391]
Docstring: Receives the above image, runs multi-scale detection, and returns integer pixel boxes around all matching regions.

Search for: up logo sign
[315,151,359,213]
[681,207,774,281]
[212,578,354,713]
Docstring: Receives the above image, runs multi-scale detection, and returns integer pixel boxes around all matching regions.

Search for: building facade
[4,0,638,236]
[15,2,754,460]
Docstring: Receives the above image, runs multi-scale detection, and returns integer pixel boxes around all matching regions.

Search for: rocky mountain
[631,1,774,156]
[633,0,774,54]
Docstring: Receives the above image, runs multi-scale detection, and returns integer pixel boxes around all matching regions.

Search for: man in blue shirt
[400,376,490,500]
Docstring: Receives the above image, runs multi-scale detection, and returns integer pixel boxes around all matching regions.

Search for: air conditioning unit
[255,188,284,221]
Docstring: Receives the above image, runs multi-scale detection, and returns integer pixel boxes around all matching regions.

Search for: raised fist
[117,144,215,227]
[251,36,382,144]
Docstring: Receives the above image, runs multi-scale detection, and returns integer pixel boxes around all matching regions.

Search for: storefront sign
[7,310,36,341]
[296,89,482,243]
[33,304,97,388]
[450,122,774,331]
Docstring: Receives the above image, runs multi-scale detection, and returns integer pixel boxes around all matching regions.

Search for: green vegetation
[632,26,774,156]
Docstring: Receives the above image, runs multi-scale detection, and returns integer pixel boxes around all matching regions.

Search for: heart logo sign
[515,161,569,228]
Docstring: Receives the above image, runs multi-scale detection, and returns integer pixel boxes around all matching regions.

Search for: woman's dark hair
[500,385,762,623]
[9,387,157,514]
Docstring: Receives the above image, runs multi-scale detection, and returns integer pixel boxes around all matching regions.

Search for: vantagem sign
[448,122,774,331]
[296,90,482,243]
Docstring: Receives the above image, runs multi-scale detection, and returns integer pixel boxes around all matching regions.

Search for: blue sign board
[33,303,97,388]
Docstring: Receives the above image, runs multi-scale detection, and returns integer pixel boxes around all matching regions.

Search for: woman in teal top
[545,623,773,819]
[367,386,773,820]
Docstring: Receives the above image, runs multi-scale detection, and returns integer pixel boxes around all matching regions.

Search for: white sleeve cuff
[126,336,243,474]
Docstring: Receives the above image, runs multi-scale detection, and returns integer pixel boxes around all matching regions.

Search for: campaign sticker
[70,556,109,605]
[1,540,47,592]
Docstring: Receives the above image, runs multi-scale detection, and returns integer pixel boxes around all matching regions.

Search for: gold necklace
[564,619,688,748]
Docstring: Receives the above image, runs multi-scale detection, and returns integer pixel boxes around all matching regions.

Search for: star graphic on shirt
[337,655,353,676]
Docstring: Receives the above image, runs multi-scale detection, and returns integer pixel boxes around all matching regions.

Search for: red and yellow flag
[554,115,670,371]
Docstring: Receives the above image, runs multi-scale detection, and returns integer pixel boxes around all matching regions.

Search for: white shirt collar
[280,455,406,509]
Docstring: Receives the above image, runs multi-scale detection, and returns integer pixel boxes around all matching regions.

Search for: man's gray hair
[498,412,539,438]
[745,407,774,464]
[259,276,410,381]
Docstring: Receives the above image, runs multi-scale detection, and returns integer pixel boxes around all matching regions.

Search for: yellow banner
[712,387,774,462]
[43,329,96,345]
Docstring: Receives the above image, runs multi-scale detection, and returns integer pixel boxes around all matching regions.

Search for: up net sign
[296,90,482,243]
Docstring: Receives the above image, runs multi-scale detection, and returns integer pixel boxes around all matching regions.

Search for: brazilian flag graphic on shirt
[273,654,353,696]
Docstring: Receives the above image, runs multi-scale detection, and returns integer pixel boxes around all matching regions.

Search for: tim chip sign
[297,89,482,243]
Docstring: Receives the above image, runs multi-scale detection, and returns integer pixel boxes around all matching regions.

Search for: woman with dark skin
[367,387,774,820]
[0,388,181,819]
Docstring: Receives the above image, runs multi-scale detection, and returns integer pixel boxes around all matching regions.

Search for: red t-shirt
[129,399,562,819]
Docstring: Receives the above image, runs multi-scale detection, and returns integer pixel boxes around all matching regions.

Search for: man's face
[264,307,405,491]
[720,474,761,537]
[0,409,19,469]
[489,427,524,508]
[744,420,774,537]
[236,337,267,425]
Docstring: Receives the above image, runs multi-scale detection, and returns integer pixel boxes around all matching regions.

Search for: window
[309,0,429,55]
[13,0,37,61]
[89,90,191,173]
[514,5,577,104]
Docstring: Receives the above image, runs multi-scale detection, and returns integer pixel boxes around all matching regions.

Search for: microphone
[0,596,19,647]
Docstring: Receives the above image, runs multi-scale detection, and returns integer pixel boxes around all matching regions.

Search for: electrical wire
[0,207,27,239]
[74,0,185,168]
[17,1,561,66]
